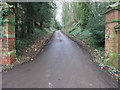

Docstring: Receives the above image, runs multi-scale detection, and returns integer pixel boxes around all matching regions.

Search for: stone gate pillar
[0,13,16,65]
[105,3,120,69]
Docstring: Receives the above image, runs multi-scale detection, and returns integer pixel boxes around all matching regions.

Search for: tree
[62,2,114,48]
[8,2,56,38]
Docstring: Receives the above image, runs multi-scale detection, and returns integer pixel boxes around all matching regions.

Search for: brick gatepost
[105,3,120,69]
[0,12,16,65]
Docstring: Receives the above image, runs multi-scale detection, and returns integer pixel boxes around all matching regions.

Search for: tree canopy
[62,2,114,48]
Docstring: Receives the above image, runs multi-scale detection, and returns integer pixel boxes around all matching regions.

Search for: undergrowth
[65,24,119,79]
[16,27,51,57]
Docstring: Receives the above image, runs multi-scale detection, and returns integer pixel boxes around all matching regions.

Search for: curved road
[3,31,118,88]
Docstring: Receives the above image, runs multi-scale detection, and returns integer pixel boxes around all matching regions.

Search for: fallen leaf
[31,59,34,61]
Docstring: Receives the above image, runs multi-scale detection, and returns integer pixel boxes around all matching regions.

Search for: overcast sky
[1,0,119,25]
[55,0,63,25]
[54,0,119,25]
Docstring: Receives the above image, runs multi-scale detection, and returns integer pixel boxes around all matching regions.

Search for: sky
[54,0,119,25]
[55,0,63,25]
[1,0,119,25]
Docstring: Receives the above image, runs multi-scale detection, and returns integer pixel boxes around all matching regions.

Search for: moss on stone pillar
[105,2,120,69]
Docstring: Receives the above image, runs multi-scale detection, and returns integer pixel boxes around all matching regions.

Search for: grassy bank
[63,26,119,79]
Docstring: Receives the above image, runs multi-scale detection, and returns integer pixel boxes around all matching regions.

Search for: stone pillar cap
[105,2,120,14]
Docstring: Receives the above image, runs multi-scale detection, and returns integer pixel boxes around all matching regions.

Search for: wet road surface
[3,31,118,88]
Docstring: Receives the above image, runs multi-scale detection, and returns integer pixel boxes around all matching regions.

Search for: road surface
[2,31,118,88]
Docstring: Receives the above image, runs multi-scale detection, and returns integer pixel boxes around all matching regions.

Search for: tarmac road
[2,31,118,88]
